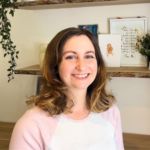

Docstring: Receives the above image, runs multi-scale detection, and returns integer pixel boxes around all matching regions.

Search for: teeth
[73,74,88,78]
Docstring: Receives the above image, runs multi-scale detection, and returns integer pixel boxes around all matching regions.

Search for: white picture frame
[110,17,148,67]
[98,34,121,67]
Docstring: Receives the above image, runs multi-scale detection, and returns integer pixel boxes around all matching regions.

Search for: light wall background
[0,3,150,135]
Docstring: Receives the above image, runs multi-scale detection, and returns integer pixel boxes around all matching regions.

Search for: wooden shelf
[15,65,41,75]
[15,0,150,10]
[107,66,150,78]
[14,64,150,78]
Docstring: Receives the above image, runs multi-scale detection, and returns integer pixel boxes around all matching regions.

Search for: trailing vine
[0,0,19,82]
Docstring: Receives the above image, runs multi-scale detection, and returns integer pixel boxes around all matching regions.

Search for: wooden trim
[15,0,150,10]
[107,67,150,78]
[123,133,150,149]
[14,64,150,78]
[15,65,41,75]
[0,122,15,128]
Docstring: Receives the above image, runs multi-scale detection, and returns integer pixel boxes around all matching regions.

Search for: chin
[72,82,93,90]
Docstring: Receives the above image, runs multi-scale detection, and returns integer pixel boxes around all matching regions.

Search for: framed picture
[98,34,121,67]
[78,24,98,38]
[110,17,148,66]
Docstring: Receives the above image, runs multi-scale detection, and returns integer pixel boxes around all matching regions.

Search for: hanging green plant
[0,0,19,82]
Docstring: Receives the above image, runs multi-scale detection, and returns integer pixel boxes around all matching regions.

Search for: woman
[9,27,124,150]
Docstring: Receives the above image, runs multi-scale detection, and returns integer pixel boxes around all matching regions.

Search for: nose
[76,58,86,71]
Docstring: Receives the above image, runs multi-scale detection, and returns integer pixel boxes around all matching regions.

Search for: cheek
[90,62,98,73]
[58,63,71,79]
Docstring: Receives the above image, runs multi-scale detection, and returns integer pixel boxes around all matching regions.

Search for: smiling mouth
[72,73,89,79]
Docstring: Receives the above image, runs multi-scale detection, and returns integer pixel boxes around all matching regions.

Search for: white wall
[0,3,150,134]
[110,77,150,135]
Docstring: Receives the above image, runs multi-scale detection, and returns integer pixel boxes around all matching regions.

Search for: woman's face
[58,35,97,91]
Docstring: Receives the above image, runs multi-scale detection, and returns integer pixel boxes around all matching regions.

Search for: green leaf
[4,53,7,57]
[7,68,11,71]
[9,9,14,16]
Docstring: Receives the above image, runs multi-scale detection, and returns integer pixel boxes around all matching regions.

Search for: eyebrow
[62,51,76,55]
[86,51,95,54]
[62,50,95,55]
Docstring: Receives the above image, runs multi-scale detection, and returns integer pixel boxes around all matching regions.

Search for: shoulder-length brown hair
[33,27,115,115]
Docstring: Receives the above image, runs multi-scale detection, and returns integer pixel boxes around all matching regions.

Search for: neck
[67,89,88,113]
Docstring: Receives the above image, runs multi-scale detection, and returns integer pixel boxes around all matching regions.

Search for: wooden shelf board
[15,0,150,10]
[15,65,150,78]
[15,65,41,75]
[107,67,150,78]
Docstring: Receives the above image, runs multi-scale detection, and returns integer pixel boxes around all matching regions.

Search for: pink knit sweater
[9,105,124,150]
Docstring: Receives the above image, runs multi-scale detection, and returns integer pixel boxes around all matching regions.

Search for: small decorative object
[78,24,98,38]
[98,34,121,67]
[0,0,19,82]
[136,33,150,69]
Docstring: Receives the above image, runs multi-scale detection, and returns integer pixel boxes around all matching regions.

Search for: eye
[85,54,95,59]
[64,55,77,60]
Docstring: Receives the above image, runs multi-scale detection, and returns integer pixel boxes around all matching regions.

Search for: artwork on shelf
[110,17,148,67]
[98,34,121,67]
[78,24,98,38]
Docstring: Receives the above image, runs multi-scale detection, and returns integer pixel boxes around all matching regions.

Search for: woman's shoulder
[100,104,121,127]
[10,107,59,149]
[17,106,48,122]
[14,106,58,132]
[101,104,120,116]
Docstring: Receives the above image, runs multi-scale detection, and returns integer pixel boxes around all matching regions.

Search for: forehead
[63,35,95,53]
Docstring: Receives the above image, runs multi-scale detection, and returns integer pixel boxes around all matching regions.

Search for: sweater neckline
[60,112,96,123]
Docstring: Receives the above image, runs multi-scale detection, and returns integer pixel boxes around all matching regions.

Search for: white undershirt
[49,112,117,150]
